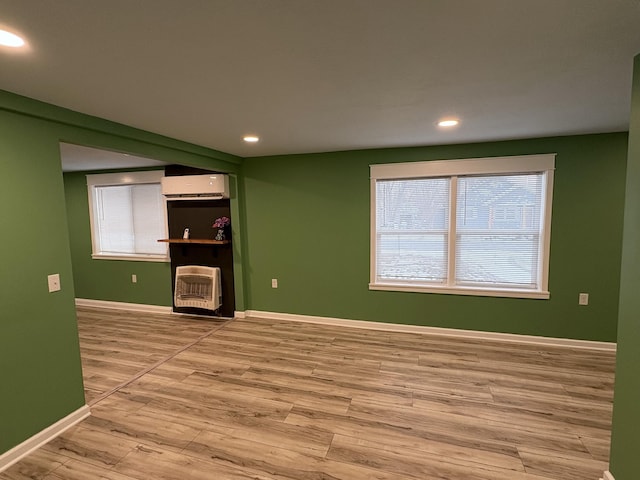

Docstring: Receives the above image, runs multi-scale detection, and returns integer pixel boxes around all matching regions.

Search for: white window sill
[369,282,550,300]
[91,253,169,263]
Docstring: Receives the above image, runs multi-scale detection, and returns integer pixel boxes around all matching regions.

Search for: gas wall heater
[174,265,221,311]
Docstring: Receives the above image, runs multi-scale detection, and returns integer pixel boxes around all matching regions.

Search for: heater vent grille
[174,265,221,311]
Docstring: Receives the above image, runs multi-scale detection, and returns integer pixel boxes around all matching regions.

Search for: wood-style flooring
[1,306,615,479]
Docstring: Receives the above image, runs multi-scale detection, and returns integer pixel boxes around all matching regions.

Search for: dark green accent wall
[609,54,640,480]
[64,171,173,306]
[243,133,628,341]
[0,89,240,455]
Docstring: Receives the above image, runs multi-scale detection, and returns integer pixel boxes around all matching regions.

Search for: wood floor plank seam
[88,317,234,407]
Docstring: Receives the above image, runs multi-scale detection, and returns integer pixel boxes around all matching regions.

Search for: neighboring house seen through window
[87,170,168,262]
[370,154,555,299]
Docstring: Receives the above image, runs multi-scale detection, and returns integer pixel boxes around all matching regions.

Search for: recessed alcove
[164,165,235,318]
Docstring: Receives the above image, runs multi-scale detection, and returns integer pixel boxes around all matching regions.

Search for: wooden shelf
[158,238,230,245]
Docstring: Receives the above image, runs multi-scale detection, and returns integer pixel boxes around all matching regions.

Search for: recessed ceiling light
[243,135,259,143]
[0,29,25,48]
[438,119,459,127]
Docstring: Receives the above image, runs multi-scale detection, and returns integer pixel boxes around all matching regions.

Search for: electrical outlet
[579,293,589,305]
[271,278,278,288]
[132,274,137,283]
[47,273,61,292]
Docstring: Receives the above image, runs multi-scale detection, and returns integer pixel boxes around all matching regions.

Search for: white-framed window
[86,170,168,262]
[370,154,555,299]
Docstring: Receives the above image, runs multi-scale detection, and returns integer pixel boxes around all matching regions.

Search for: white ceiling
[2,0,640,167]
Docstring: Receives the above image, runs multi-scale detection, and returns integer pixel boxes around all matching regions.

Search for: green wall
[0,89,240,455]
[0,108,85,455]
[609,54,640,480]
[64,170,173,306]
[243,133,628,342]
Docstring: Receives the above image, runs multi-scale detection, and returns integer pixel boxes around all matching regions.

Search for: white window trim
[86,170,169,262]
[370,154,555,299]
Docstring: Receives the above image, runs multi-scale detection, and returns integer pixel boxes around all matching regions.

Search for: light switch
[48,274,61,292]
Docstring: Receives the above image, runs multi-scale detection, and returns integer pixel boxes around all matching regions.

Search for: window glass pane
[95,185,134,254]
[455,174,544,288]
[131,184,166,255]
[376,178,449,282]
[93,183,166,257]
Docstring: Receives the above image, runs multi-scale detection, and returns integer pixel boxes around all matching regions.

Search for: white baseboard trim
[0,405,90,473]
[601,470,614,480]
[245,310,616,352]
[234,311,246,319]
[75,298,172,314]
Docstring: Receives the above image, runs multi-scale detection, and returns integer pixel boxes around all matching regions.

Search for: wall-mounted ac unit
[161,174,229,200]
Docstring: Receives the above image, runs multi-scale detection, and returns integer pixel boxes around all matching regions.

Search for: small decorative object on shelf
[212,216,231,241]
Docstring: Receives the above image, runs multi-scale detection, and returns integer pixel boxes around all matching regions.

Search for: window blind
[94,183,166,256]
[455,173,544,289]
[375,178,450,283]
